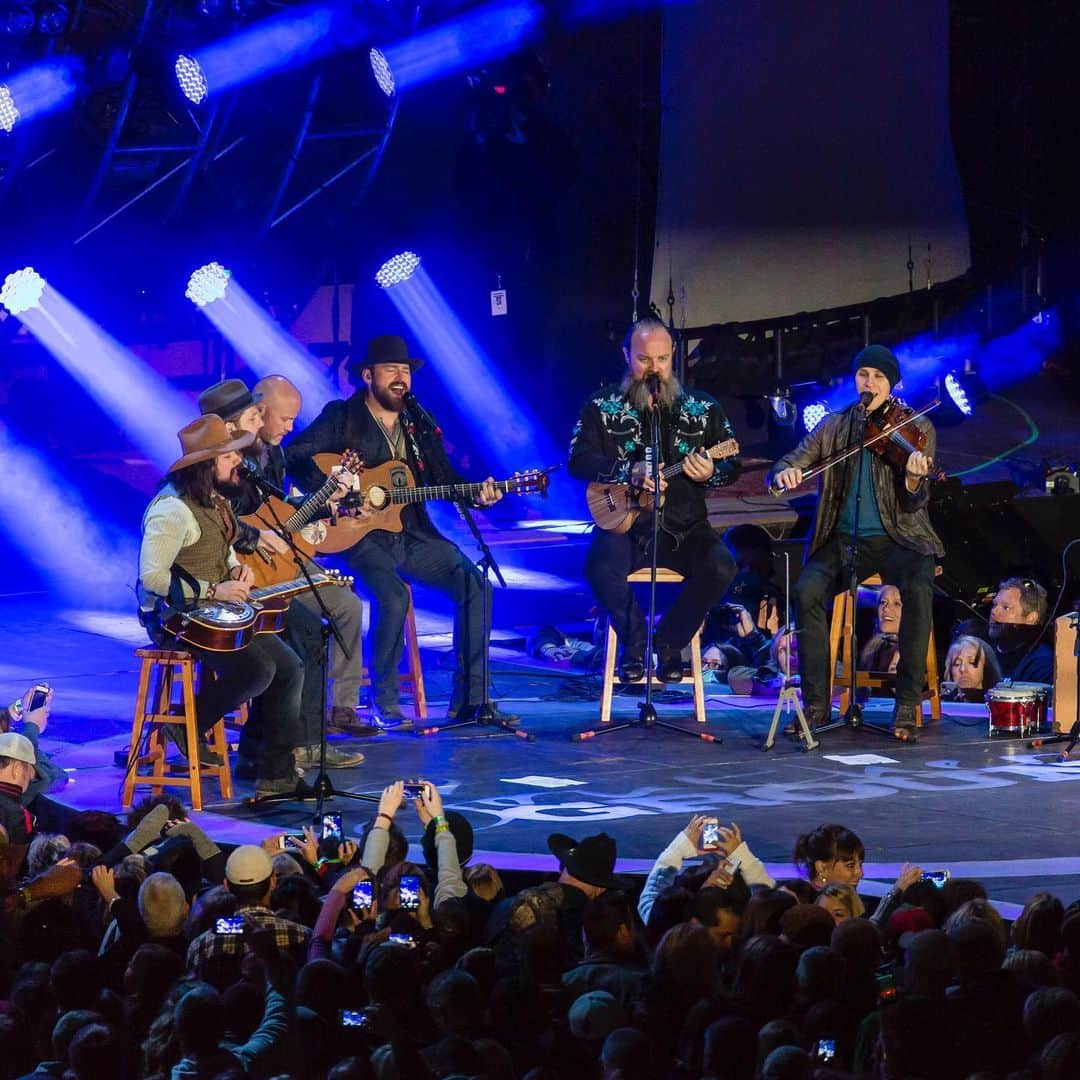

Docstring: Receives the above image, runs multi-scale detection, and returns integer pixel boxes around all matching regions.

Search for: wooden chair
[122,649,233,812]
[359,584,428,720]
[828,574,941,724]
[599,568,706,724]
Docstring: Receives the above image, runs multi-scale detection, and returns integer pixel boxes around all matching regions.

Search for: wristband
[375,812,392,826]
[431,815,444,826]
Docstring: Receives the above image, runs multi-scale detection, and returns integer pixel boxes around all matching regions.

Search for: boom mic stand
[244,477,377,811]
[815,396,894,741]
[417,498,534,741]
[574,380,721,744]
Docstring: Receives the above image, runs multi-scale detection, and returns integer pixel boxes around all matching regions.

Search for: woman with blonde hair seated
[943,635,1002,701]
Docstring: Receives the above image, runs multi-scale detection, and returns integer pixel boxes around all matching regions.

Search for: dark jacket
[997,641,1055,684]
[285,393,466,538]
[0,781,32,845]
[767,402,944,560]
[568,384,741,541]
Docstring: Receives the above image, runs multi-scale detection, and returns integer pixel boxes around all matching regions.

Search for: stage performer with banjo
[137,416,305,796]
[767,345,943,743]
[569,316,742,685]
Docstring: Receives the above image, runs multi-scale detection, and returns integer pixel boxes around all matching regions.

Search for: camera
[352,880,374,911]
[921,869,950,888]
[215,916,245,935]
[399,874,421,911]
[402,781,427,800]
[319,813,343,842]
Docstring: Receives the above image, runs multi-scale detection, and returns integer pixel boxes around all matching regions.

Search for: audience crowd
[5,755,1080,1079]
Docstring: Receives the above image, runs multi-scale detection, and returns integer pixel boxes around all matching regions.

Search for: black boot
[656,644,684,683]
[617,646,645,683]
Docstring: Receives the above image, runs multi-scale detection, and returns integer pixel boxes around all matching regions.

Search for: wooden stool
[828,574,941,724]
[600,568,706,724]
[359,584,428,720]
[122,649,233,812]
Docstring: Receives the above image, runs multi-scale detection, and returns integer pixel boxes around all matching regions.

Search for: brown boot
[329,706,380,737]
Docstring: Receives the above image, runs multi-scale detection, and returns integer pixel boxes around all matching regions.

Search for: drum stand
[1030,611,1080,760]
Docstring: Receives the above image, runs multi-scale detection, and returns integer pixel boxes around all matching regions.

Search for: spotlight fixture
[0,267,46,315]
[369,47,395,98]
[802,401,830,434]
[944,371,972,417]
[375,251,420,289]
[186,262,231,307]
[0,84,19,134]
[767,386,796,428]
[175,54,208,105]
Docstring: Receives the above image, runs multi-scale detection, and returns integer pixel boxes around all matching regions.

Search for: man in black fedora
[548,831,618,962]
[285,334,515,729]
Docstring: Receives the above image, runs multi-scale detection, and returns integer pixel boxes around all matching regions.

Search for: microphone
[238,465,287,501]
[646,373,662,405]
[404,391,440,433]
[857,391,874,413]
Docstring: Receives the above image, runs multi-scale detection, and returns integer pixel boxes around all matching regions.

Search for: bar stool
[828,574,941,724]
[122,648,233,811]
[599,568,706,724]
[359,584,427,720]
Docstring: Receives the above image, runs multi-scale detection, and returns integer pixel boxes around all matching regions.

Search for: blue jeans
[344,530,491,714]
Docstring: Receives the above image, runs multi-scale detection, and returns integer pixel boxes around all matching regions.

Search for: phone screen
[352,881,374,911]
[399,874,421,910]
[339,1009,370,1028]
[402,781,426,800]
[701,818,720,849]
[215,916,245,935]
[277,834,305,850]
[921,869,950,888]
[388,932,416,948]
[814,1038,836,1063]
[319,813,343,842]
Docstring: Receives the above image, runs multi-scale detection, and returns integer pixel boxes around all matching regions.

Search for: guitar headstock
[506,466,558,497]
[338,450,363,481]
[325,568,355,588]
[706,438,740,461]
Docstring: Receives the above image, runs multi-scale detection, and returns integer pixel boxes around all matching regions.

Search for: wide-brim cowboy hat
[198,378,263,420]
[167,415,255,474]
[345,333,424,376]
[547,831,618,890]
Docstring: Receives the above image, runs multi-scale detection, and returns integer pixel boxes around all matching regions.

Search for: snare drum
[986,685,1039,738]
[1010,682,1053,733]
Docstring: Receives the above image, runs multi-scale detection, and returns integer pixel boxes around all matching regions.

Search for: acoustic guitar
[586,438,740,533]
[162,570,352,652]
[238,450,361,588]
[308,456,556,550]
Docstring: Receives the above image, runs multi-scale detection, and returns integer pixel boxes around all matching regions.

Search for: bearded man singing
[569,316,741,683]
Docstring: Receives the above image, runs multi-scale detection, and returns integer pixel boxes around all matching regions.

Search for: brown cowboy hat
[167,415,255,474]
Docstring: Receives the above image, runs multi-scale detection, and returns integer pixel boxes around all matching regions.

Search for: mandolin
[162,570,352,652]
[238,450,361,587]
[586,438,740,533]
[308,456,556,551]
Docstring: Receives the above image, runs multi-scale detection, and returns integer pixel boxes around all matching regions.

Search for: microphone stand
[242,469,377,811]
[816,398,893,740]
[574,381,722,744]
[402,394,532,741]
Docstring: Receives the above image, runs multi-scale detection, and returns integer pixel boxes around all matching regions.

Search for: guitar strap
[138,564,203,642]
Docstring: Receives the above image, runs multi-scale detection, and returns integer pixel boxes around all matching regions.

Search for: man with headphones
[285,335,511,729]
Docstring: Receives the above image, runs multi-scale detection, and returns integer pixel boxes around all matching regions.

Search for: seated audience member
[988,575,1055,682]
[727,624,799,696]
[816,882,865,924]
[793,823,921,928]
[858,583,902,675]
[942,633,1002,700]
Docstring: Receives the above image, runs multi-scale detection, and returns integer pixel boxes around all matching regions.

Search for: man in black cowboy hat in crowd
[137,415,304,797]
[285,334,514,729]
[548,831,618,962]
[197,377,370,772]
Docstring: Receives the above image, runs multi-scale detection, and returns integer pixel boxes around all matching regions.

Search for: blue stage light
[375,251,421,288]
[369,47,395,97]
[944,372,972,417]
[186,262,231,307]
[175,54,208,105]
[0,267,46,315]
[803,401,830,433]
[0,84,19,133]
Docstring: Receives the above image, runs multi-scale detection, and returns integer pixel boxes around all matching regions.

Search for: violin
[769,397,944,496]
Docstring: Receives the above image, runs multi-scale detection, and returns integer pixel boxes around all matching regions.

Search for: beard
[622,371,682,411]
[987,620,1041,654]
[371,381,407,413]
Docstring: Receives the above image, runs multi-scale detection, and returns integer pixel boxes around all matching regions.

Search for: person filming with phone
[3,683,66,806]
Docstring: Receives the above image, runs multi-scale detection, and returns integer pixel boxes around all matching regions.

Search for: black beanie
[852,345,901,389]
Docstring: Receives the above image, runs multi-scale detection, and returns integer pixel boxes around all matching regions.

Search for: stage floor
[6,592,1080,915]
